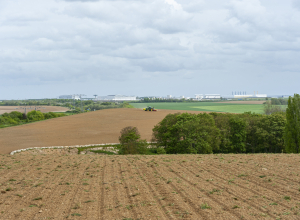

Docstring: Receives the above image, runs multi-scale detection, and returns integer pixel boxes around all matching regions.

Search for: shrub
[27,110,44,121]
[156,148,166,154]
[118,126,148,154]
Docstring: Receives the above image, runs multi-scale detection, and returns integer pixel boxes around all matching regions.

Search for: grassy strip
[89,150,116,155]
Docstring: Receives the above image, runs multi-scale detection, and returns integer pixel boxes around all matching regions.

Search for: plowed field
[0,108,207,155]
[0,153,299,219]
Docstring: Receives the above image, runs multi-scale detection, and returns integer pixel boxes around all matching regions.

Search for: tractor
[143,106,157,111]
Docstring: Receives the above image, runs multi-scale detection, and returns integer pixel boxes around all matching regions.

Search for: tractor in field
[143,106,157,111]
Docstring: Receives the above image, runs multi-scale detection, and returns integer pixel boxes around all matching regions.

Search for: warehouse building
[96,95,136,101]
[59,95,80,100]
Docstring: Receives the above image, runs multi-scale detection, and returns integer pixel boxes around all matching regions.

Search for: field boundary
[9,143,120,155]
[9,142,158,155]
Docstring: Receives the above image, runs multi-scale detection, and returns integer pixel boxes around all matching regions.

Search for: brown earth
[0,106,69,115]
[0,108,207,155]
[215,101,265,104]
[0,153,299,219]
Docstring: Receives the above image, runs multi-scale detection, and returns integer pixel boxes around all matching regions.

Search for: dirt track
[0,106,69,115]
[0,108,205,154]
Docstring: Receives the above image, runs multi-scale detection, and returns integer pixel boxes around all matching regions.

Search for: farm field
[130,102,265,114]
[0,108,207,155]
[0,106,69,115]
[0,153,300,219]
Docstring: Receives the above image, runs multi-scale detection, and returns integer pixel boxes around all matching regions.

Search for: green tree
[263,101,283,115]
[229,116,247,153]
[284,94,300,153]
[210,113,232,153]
[152,113,220,154]
[26,110,44,121]
[118,126,148,154]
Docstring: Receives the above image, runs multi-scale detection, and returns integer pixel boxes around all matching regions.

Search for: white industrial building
[96,95,136,101]
[195,94,221,100]
[59,95,80,100]
[234,94,267,98]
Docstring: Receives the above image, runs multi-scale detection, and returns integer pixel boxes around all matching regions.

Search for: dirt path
[0,108,206,154]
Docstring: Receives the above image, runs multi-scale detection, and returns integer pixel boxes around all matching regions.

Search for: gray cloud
[0,0,300,99]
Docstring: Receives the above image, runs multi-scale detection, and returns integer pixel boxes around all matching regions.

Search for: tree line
[119,94,300,154]
[0,111,66,128]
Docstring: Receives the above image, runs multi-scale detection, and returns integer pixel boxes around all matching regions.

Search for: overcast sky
[1,0,300,99]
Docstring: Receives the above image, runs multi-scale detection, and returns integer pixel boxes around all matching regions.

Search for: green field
[130,102,264,114]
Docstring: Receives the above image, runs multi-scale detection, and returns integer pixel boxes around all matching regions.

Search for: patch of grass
[72,203,81,210]
[9,179,16,181]
[209,189,220,194]
[33,197,42,201]
[269,202,278,205]
[259,175,266,178]
[232,205,240,209]
[228,179,235,184]
[84,200,94,203]
[284,196,291,201]
[71,213,82,216]
[200,203,211,209]
[89,150,116,155]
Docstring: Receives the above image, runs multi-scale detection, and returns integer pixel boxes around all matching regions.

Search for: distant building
[234,94,267,98]
[204,94,221,99]
[195,94,204,100]
[167,95,172,99]
[59,95,80,100]
[96,95,136,101]
[195,94,221,100]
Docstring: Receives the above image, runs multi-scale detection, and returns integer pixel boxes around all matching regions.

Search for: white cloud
[165,0,182,10]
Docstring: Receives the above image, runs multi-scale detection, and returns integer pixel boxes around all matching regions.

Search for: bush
[156,148,166,154]
[118,126,148,154]
[27,110,45,121]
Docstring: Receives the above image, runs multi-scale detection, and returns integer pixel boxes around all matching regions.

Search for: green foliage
[152,113,220,154]
[119,126,149,154]
[153,112,286,154]
[271,98,288,105]
[284,94,300,153]
[27,110,44,121]
[263,101,285,115]
[229,116,247,153]
[89,150,116,155]
[156,147,166,154]
[0,110,66,128]
[119,102,135,108]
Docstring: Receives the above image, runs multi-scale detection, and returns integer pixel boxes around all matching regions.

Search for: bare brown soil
[215,101,265,104]
[0,108,206,155]
[0,153,299,219]
[0,106,69,115]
